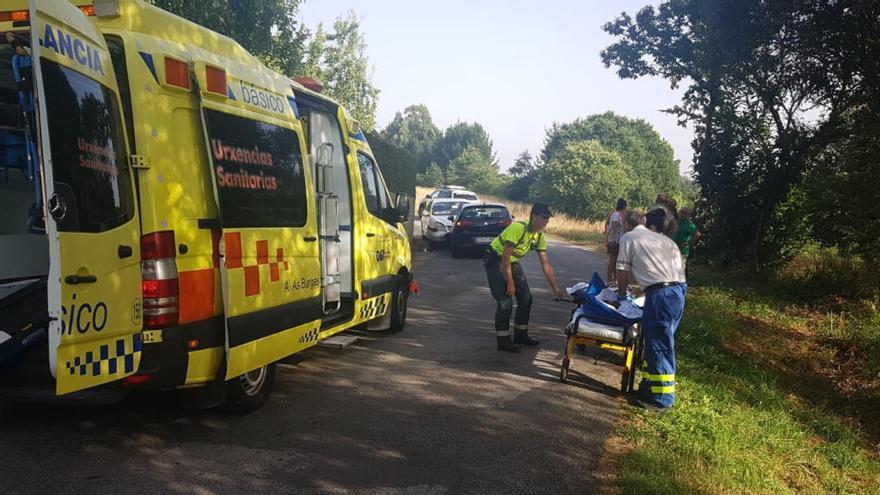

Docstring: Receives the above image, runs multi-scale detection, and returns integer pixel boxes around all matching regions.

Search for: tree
[541,112,679,208]
[432,121,497,173]
[416,163,445,187]
[445,146,502,193]
[382,104,442,173]
[600,1,878,267]
[531,141,633,221]
[506,150,538,201]
[149,0,308,75]
[301,12,380,130]
[365,131,416,196]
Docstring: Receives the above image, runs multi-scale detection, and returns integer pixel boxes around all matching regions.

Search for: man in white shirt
[616,209,686,411]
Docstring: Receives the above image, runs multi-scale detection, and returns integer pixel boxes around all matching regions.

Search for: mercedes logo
[48,193,67,221]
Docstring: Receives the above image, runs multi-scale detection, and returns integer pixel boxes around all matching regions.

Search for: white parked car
[417,186,480,216]
[420,198,470,244]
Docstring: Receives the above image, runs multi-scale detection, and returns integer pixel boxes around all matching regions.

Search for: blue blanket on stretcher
[569,273,642,327]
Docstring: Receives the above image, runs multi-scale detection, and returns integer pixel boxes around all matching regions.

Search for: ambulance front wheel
[387,276,409,333]
[225,363,276,413]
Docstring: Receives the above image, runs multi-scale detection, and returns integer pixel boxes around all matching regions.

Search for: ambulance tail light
[141,231,179,329]
[78,6,97,16]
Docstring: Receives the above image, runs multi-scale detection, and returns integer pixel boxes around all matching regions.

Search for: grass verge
[609,266,880,494]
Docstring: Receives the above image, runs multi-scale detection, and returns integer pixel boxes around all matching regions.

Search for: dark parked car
[448,203,512,258]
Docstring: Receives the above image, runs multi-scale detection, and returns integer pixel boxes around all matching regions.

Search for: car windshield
[460,206,510,221]
[453,192,478,201]
[431,201,466,215]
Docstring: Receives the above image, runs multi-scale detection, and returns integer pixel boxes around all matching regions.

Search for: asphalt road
[0,235,623,495]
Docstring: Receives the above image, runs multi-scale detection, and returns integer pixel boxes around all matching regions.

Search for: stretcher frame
[559,315,644,393]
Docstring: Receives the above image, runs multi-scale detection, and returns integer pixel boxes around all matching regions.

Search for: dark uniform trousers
[639,283,686,408]
[484,250,532,337]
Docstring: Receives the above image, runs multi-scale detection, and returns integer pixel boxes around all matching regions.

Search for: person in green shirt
[484,203,565,352]
[673,207,702,273]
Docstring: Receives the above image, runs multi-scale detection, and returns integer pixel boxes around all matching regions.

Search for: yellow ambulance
[0,0,412,411]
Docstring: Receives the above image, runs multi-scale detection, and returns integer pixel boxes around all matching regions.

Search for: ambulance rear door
[30,1,143,394]
[196,74,322,379]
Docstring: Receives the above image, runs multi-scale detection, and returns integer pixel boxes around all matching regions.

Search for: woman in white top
[605,198,627,285]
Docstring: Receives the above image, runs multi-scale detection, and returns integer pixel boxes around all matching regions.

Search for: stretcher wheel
[560,358,570,383]
[626,338,645,393]
[620,368,631,393]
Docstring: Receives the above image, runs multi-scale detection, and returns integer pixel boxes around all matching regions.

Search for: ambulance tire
[387,276,409,333]
[224,363,276,413]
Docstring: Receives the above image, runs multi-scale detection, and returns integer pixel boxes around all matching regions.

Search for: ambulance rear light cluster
[141,231,179,329]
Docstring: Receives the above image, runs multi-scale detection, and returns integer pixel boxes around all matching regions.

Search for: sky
[298,0,694,175]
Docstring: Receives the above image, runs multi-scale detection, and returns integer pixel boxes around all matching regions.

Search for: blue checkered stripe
[65,334,142,377]
[359,294,388,320]
[298,327,319,344]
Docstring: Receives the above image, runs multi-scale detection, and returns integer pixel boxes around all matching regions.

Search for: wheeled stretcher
[558,273,644,392]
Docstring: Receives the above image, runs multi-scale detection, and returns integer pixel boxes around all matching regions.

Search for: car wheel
[224,363,276,413]
[387,275,409,333]
[451,245,462,258]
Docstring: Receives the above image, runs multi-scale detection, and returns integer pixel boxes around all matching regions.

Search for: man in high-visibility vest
[484,203,565,352]
[616,209,687,411]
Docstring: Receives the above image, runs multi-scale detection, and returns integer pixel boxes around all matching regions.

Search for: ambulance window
[105,36,135,153]
[41,60,135,232]
[357,153,380,217]
[357,152,394,225]
[204,109,307,228]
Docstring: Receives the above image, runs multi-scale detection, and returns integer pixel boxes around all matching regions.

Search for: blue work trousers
[639,284,686,408]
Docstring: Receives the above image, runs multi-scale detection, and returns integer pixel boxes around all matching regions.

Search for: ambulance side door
[30,1,143,394]
[199,106,321,379]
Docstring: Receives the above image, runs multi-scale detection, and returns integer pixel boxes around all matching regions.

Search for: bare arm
[538,251,565,299]
[617,269,630,298]
[502,244,516,296]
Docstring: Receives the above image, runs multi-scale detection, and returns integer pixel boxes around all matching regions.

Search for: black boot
[514,329,539,346]
[497,336,522,353]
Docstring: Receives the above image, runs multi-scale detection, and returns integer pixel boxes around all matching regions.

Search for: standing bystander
[673,207,702,274]
[604,198,627,285]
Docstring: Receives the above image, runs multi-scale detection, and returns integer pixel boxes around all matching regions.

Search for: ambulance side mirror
[394,193,410,223]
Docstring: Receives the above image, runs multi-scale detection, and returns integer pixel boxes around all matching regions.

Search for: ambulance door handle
[303,236,318,242]
[366,232,375,237]
[65,274,97,285]
[118,245,133,259]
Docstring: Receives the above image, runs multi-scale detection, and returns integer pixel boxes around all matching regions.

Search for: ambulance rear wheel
[387,276,409,333]
[224,363,276,413]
